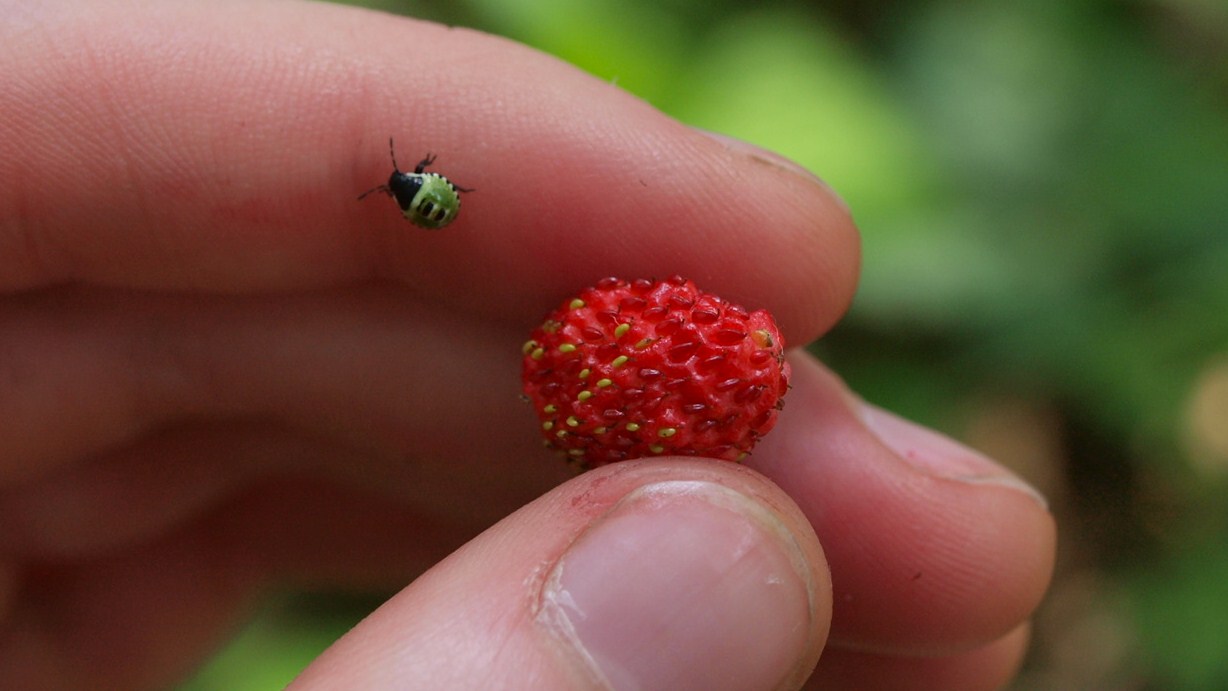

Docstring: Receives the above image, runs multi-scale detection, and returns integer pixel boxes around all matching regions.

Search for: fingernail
[861,403,1049,510]
[692,128,848,210]
[540,480,815,690]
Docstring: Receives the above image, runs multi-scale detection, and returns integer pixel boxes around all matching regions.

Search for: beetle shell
[387,170,463,229]
[358,139,471,229]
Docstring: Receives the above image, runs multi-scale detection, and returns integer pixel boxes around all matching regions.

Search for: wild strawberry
[521,276,790,469]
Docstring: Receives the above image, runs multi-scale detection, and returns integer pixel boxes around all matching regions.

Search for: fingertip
[749,353,1056,655]
[538,475,826,690]
[291,459,831,690]
[683,127,862,339]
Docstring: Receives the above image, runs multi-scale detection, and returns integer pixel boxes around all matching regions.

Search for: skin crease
[0,1,1055,689]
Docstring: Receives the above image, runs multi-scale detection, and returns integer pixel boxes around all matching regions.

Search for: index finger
[0,0,858,340]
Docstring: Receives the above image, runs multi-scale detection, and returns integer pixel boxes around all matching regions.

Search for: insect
[358,137,472,229]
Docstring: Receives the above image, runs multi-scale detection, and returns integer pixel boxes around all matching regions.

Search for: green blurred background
[183,0,1228,688]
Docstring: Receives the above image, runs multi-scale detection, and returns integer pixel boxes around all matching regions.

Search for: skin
[0,1,1056,689]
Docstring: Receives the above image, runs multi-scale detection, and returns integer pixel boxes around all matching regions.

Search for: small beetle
[358,138,472,229]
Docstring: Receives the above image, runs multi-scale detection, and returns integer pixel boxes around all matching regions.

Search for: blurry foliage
[1130,538,1228,689]
[185,0,1228,688]
[181,593,383,691]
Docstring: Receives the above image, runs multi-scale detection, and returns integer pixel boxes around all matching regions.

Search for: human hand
[0,2,1055,689]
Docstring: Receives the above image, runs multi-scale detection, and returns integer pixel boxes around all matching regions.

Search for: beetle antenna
[388,137,400,172]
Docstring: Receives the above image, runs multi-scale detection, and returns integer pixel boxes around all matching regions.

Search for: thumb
[291,459,831,691]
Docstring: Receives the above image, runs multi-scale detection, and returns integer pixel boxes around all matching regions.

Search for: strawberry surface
[521,276,790,469]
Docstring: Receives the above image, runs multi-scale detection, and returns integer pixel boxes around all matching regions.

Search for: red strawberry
[521,276,790,468]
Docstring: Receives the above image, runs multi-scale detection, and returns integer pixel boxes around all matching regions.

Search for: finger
[0,479,470,691]
[292,459,832,691]
[807,625,1031,691]
[1,0,858,339]
[0,522,254,690]
[0,421,366,558]
[0,286,568,491]
[0,408,566,561]
[747,353,1056,656]
[0,286,573,562]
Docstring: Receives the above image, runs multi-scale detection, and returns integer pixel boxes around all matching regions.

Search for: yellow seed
[577,390,593,401]
[569,298,586,310]
[593,426,607,434]
[556,429,568,438]
[736,451,749,461]
[650,444,665,453]
[566,416,580,427]
[521,339,538,354]
[542,421,554,431]
[611,355,629,368]
[558,343,577,353]
[595,378,613,388]
[625,422,641,432]
[568,449,585,457]
[614,323,631,338]
[634,338,653,349]
[530,347,545,360]
[658,427,677,438]
[541,319,561,334]
[752,329,775,348]
[543,404,557,414]
[579,368,591,379]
